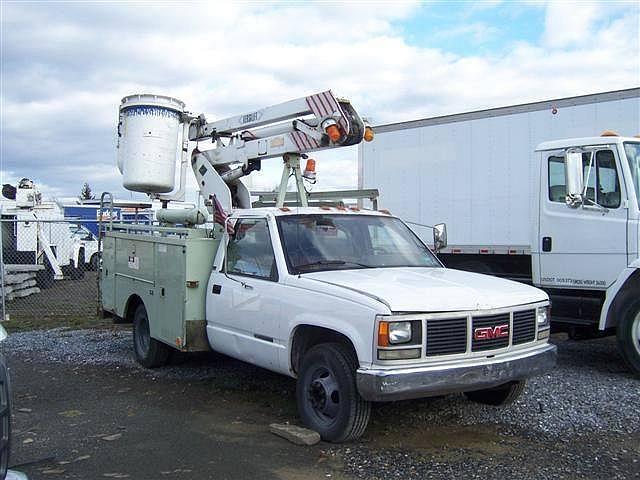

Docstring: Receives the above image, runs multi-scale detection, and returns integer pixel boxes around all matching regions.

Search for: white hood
[303,267,547,312]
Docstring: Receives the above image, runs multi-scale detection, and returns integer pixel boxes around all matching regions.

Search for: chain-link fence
[0,216,149,330]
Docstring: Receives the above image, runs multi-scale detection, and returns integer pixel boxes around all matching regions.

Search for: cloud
[0,1,638,202]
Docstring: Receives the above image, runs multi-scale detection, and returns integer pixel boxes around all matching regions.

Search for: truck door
[206,217,283,372]
[539,148,629,290]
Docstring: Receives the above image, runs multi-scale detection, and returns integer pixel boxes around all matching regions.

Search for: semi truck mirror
[565,151,584,208]
[433,223,447,252]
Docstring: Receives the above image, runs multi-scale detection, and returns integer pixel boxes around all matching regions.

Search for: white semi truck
[359,87,640,374]
[101,91,556,442]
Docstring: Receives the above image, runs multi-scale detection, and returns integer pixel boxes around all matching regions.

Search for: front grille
[513,309,536,345]
[425,317,467,356]
[471,313,510,351]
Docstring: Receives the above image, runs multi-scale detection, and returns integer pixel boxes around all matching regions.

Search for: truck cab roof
[536,136,639,151]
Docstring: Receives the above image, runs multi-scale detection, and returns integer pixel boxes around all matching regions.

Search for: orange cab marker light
[601,130,619,137]
[378,322,389,347]
[364,126,374,142]
[326,124,341,142]
[378,209,391,215]
[279,207,291,212]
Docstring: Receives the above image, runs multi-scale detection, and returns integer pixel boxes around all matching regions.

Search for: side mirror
[565,151,584,208]
[433,223,447,252]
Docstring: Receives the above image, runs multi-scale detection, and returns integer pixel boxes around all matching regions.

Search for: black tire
[296,343,371,442]
[616,297,640,376]
[36,257,55,289]
[89,253,99,271]
[133,303,170,368]
[0,356,11,480]
[69,249,85,280]
[464,380,526,406]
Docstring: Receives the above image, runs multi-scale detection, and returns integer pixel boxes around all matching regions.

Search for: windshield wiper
[295,260,373,272]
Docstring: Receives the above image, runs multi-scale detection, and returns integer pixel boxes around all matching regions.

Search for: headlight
[388,321,412,344]
[537,306,550,328]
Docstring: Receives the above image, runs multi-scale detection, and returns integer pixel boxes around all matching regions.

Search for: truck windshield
[624,142,640,208]
[276,214,440,274]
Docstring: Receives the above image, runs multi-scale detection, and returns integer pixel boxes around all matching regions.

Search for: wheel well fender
[290,325,358,376]
[123,294,144,323]
[602,268,640,330]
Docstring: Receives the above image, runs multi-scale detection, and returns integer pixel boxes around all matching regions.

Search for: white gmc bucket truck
[358,88,640,375]
[101,91,556,442]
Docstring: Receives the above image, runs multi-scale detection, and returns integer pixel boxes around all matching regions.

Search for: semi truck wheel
[133,303,170,368]
[464,380,526,406]
[296,343,371,442]
[616,298,640,376]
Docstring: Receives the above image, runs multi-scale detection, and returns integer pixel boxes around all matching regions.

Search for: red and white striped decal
[289,131,320,151]
[305,90,349,133]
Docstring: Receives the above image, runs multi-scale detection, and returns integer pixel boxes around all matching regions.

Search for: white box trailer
[360,88,639,251]
[359,87,640,374]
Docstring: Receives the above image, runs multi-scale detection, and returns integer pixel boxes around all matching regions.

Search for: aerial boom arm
[190,90,366,167]
[190,90,370,213]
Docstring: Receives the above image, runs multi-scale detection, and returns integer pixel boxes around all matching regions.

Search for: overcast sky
[1,1,638,203]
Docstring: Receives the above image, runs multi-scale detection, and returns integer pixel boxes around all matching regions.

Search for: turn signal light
[378,321,389,347]
[364,126,374,142]
[325,124,342,142]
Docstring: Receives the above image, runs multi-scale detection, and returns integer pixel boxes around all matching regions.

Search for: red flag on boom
[212,195,235,234]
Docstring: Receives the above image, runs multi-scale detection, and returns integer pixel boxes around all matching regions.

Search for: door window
[594,150,621,208]
[227,218,278,281]
[547,150,621,208]
[548,156,566,202]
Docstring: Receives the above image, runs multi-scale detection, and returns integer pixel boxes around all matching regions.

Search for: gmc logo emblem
[474,324,509,340]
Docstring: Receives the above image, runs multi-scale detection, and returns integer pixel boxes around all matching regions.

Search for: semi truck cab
[535,135,640,372]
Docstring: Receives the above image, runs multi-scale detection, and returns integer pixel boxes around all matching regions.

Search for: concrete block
[269,423,321,446]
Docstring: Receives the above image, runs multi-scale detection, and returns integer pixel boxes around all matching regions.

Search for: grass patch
[3,315,114,333]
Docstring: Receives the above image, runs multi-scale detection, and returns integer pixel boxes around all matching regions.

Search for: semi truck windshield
[624,142,640,208]
[277,214,440,274]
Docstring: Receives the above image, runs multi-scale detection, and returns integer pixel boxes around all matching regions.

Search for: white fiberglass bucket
[117,94,185,193]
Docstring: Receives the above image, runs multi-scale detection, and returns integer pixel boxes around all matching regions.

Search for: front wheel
[133,303,170,368]
[616,298,640,376]
[0,355,11,479]
[296,343,371,442]
[464,380,526,406]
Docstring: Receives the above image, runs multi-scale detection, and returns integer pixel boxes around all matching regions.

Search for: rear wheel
[464,380,526,406]
[616,298,640,376]
[296,343,371,442]
[70,249,85,279]
[133,303,170,368]
[89,253,99,271]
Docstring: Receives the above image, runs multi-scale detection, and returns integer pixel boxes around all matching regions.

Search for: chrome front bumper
[356,343,557,402]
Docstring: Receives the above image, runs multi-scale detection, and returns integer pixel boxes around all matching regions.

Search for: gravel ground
[5,328,640,479]
[5,328,638,436]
